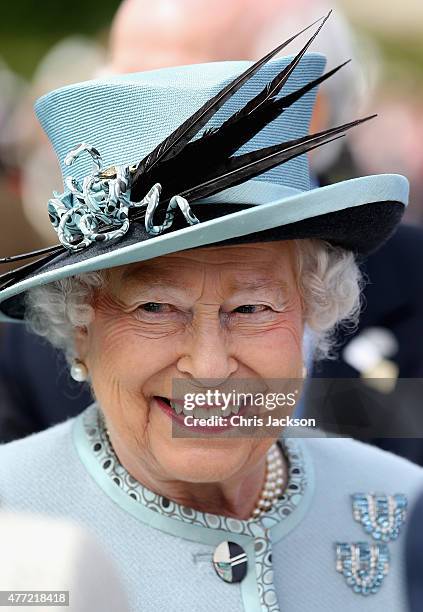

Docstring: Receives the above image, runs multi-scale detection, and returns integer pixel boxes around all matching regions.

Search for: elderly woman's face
[76,241,304,484]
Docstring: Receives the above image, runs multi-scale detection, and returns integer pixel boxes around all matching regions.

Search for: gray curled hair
[24,238,364,364]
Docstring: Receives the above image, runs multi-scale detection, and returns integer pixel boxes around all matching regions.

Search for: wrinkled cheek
[84,319,140,400]
[86,326,151,439]
[87,322,124,377]
[85,313,176,405]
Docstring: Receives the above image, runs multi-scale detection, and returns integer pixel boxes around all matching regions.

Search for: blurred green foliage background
[0,0,120,77]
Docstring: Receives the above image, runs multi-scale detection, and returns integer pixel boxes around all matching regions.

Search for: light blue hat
[0,16,408,321]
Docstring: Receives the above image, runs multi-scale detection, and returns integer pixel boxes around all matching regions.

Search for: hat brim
[0,173,407,321]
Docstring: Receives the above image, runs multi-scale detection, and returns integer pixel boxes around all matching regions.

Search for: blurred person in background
[0,512,129,611]
[0,58,42,280]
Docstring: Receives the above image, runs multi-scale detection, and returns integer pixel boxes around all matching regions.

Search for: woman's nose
[176,321,238,382]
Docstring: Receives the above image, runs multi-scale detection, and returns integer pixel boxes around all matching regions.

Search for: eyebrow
[121,268,288,295]
[227,278,289,293]
[121,268,181,288]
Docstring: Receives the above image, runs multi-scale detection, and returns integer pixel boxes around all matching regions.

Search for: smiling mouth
[154,396,244,418]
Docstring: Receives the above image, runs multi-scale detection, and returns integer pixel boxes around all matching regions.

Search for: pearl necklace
[251,443,285,520]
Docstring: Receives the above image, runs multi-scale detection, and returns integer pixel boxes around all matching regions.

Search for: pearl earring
[302,365,308,378]
[70,359,89,382]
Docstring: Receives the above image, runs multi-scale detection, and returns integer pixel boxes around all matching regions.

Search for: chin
[155,441,251,484]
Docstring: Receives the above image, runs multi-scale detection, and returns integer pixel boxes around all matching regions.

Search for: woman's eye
[233,304,269,314]
[139,302,171,313]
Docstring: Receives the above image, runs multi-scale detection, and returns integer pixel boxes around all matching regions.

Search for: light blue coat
[0,404,421,612]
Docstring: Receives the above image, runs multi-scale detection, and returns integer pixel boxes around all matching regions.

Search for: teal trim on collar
[270,435,315,544]
[243,539,267,612]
